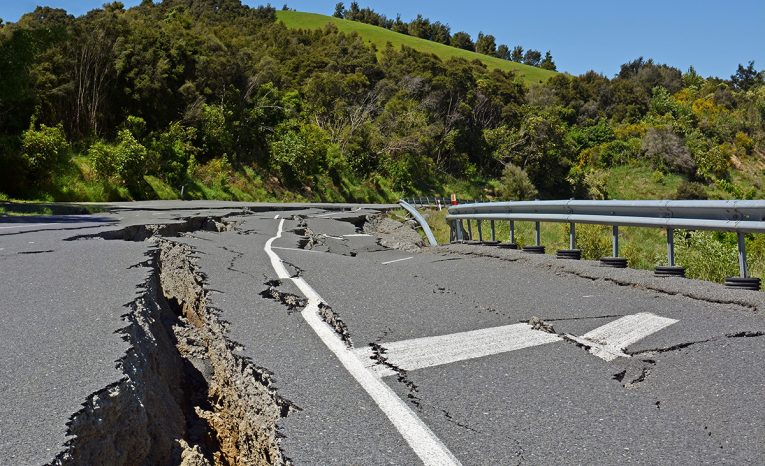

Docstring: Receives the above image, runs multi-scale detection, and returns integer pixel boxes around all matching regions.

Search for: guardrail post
[724,232,760,290]
[466,219,473,241]
[477,220,484,242]
[655,229,685,277]
[556,222,582,260]
[523,221,545,254]
[667,228,675,266]
[457,220,465,241]
[600,225,627,268]
[490,220,496,242]
[737,232,748,278]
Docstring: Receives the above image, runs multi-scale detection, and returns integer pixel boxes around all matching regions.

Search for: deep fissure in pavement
[66,215,237,241]
[52,236,294,465]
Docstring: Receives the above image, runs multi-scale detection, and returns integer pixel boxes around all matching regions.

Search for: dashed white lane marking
[565,312,678,361]
[271,246,324,254]
[344,234,372,237]
[312,208,363,218]
[274,214,280,219]
[381,256,413,265]
[0,223,62,230]
[354,323,562,377]
[265,219,460,466]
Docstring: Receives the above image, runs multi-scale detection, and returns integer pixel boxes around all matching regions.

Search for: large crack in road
[52,218,296,466]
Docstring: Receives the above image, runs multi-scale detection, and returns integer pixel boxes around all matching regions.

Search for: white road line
[0,223,62,230]
[344,233,372,237]
[271,246,324,254]
[354,323,561,377]
[274,214,280,219]
[381,256,413,265]
[265,219,460,466]
[566,312,678,361]
[313,208,363,218]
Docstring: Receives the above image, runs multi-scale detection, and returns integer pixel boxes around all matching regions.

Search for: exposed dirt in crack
[318,303,353,347]
[51,240,296,466]
[259,279,307,313]
[66,215,237,242]
[528,316,556,333]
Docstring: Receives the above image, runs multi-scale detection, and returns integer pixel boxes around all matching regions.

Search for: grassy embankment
[275,11,558,86]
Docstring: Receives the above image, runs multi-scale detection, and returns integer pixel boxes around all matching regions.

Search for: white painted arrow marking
[355,313,678,375]
[565,312,678,361]
[354,323,561,377]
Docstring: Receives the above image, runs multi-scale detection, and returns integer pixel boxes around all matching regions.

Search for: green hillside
[275,11,557,85]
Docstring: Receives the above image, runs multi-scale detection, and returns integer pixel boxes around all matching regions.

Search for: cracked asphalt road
[1,201,764,465]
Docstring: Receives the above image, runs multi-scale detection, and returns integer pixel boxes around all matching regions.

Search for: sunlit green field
[275,11,558,86]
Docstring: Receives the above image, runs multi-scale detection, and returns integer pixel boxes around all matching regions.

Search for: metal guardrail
[446,200,765,290]
[399,200,438,247]
[402,196,489,207]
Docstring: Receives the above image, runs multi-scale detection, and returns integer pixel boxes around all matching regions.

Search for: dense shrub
[641,127,696,174]
[499,164,538,200]
[149,122,199,186]
[89,129,147,186]
[576,224,611,260]
[674,180,708,199]
[20,122,69,182]
[676,231,739,282]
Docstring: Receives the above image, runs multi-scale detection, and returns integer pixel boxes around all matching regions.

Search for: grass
[275,11,558,86]
[605,164,684,200]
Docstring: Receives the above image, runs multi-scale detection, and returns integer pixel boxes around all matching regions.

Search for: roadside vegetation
[1,1,764,281]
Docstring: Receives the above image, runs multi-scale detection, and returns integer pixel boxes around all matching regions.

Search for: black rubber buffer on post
[654,266,685,277]
[498,243,519,249]
[556,249,582,260]
[522,245,546,254]
[724,277,761,291]
[600,256,628,268]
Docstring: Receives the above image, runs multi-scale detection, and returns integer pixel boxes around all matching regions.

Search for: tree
[392,15,408,34]
[475,32,496,56]
[408,15,431,39]
[731,61,763,91]
[21,121,69,182]
[523,49,542,67]
[499,164,538,200]
[450,31,474,51]
[683,66,704,88]
[430,22,451,45]
[333,2,344,18]
[540,51,556,70]
[496,44,510,60]
[510,46,523,62]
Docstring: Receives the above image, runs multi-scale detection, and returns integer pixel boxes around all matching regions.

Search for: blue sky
[2,0,763,78]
